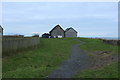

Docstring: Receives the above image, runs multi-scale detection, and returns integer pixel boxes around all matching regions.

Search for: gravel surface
[48,39,92,78]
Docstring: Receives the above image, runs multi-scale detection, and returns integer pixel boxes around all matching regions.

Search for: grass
[2,38,78,78]
[3,37,119,78]
[74,38,119,78]
[75,62,119,78]
[77,38,118,55]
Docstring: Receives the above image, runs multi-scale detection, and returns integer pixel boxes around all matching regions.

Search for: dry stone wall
[103,39,120,46]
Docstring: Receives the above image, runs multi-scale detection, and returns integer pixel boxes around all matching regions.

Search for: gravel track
[48,39,92,78]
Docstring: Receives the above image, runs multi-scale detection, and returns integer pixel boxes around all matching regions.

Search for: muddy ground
[90,51,118,69]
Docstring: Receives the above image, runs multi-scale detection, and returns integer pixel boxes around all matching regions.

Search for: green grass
[78,38,118,54]
[3,38,78,78]
[3,37,119,78]
[74,38,119,78]
[75,62,119,78]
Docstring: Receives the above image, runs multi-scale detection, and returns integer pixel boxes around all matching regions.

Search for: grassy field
[75,38,119,78]
[2,37,119,78]
[75,62,118,78]
[78,38,118,54]
[3,38,78,78]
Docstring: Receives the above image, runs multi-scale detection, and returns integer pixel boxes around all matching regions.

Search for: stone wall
[103,39,120,46]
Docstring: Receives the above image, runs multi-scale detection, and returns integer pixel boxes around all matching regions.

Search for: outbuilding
[49,25,65,38]
[65,27,77,37]
[42,33,51,38]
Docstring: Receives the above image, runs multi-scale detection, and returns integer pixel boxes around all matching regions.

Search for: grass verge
[77,38,118,55]
[3,38,78,78]
[75,62,119,78]
[74,38,119,78]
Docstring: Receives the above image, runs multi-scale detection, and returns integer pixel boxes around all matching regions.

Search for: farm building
[49,25,65,38]
[0,25,3,36]
[42,33,51,38]
[65,27,77,37]
[49,25,77,38]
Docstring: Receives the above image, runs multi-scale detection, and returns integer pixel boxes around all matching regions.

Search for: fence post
[0,25,3,57]
[0,25,3,79]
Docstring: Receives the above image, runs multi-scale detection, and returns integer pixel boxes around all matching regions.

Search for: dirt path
[48,39,92,78]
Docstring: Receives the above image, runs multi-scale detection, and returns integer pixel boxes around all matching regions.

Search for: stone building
[65,27,77,37]
[42,33,51,38]
[49,25,65,38]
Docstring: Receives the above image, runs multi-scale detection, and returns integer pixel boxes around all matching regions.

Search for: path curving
[48,38,92,78]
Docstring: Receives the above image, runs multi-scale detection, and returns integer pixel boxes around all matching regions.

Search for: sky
[1,2,118,37]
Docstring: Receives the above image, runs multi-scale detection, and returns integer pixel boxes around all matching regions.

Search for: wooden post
[0,25,3,37]
[0,25,3,57]
[0,25,3,79]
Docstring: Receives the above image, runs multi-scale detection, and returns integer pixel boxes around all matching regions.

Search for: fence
[2,37,40,57]
[103,39,120,46]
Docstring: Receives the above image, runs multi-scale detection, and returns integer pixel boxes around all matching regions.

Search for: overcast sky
[2,2,118,37]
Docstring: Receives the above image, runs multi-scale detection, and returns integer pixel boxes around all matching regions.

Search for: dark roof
[49,25,64,33]
[65,27,77,33]
[42,33,50,35]
[0,25,3,30]
[0,25,2,28]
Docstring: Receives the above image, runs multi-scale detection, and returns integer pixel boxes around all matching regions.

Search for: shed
[42,33,51,38]
[49,25,65,38]
[65,27,77,37]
